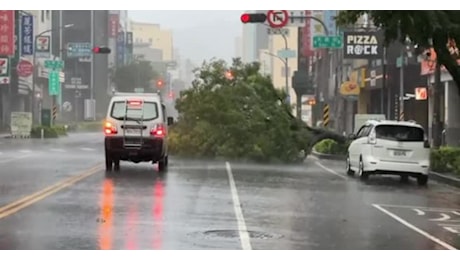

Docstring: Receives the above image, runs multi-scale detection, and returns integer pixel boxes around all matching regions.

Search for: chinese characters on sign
[0,11,15,56]
[109,14,119,38]
[0,57,10,84]
[21,15,34,55]
[117,31,125,66]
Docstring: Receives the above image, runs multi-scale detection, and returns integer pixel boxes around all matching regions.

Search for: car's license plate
[394,150,406,156]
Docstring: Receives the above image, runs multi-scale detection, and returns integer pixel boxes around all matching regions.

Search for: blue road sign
[67,42,92,58]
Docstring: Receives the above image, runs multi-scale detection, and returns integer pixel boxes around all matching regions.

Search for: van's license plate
[126,129,140,134]
[394,150,406,156]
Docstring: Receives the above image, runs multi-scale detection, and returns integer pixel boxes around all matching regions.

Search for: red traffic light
[92,46,111,54]
[156,79,164,87]
[240,13,266,24]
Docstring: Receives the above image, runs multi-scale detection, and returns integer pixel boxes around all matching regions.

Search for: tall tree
[336,11,460,95]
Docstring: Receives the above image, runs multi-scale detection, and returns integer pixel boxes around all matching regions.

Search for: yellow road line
[0,164,103,219]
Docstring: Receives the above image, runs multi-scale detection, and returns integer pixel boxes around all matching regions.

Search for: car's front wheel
[346,154,354,176]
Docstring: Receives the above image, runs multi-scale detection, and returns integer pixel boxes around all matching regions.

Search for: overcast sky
[128,11,243,64]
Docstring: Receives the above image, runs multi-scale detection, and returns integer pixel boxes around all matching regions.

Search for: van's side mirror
[167,116,174,126]
[348,133,357,140]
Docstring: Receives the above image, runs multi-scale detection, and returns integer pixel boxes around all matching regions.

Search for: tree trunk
[432,62,442,148]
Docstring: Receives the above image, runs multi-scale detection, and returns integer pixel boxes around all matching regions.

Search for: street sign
[286,10,307,27]
[63,101,72,112]
[266,10,289,28]
[35,36,50,58]
[415,87,427,100]
[277,49,297,59]
[313,35,343,49]
[67,42,92,58]
[266,28,289,36]
[44,60,64,70]
[16,59,33,77]
[48,70,60,96]
[70,77,82,85]
[0,57,10,84]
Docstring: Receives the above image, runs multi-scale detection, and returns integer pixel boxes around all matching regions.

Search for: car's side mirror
[167,116,174,126]
[348,133,357,140]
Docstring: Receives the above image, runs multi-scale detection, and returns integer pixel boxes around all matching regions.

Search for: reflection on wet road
[0,133,459,249]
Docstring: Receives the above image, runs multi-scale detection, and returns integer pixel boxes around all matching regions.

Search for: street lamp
[31,23,74,124]
[263,51,289,101]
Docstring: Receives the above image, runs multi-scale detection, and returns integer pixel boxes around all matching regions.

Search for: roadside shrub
[430,146,460,175]
[30,126,59,138]
[313,138,348,155]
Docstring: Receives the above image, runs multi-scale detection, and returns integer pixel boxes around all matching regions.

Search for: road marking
[225,161,252,250]
[430,213,451,222]
[443,227,459,234]
[372,204,457,250]
[413,209,426,215]
[315,161,347,179]
[0,164,102,219]
[19,149,32,153]
[0,154,32,164]
[376,203,460,212]
[80,147,95,151]
[453,211,460,216]
[50,148,66,152]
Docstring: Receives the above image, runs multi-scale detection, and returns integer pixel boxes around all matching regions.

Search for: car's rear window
[375,125,424,142]
[110,101,159,121]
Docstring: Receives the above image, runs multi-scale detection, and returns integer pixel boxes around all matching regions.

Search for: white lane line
[376,204,460,212]
[49,148,66,152]
[315,161,347,179]
[452,211,460,216]
[80,147,95,151]
[430,213,451,222]
[19,149,32,153]
[0,154,32,164]
[413,209,426,216]
[225,161,252,250]
[373,204,457,250]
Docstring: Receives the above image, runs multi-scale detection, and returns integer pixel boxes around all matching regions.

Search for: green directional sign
[48,70,60,96]
[313,35,343,49]
[44,60,64,70]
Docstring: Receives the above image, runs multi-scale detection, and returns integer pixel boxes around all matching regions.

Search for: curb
[311,149,346,161]
[429,171,460,188]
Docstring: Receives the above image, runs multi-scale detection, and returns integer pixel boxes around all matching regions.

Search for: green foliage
[53,125,68,136]
[336,11,460,95]
[75,121,103,132]
[313,138,349,155]
[430,146,460,174]
[111,60,160,92]
[31,126,60,138]
[168,58,312,163]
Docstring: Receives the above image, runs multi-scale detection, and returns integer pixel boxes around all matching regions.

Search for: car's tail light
[151,123,166,137]
[368,128,377,144]
[104,121,117,135]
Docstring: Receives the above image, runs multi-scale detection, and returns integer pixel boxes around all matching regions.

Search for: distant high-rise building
[234,36,242,59]
[130,21,173,61]
[241,10,268,63]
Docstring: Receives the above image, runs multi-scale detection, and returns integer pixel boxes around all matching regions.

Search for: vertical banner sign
[13,11,20,63]
[302,10,314,57]
[0,11,15,56]
[126,32,133,63]
[21,15,33,56]
[0,57,10,84]
[108,14,119,38]
[35,35,51,58]
[117,31,125,66]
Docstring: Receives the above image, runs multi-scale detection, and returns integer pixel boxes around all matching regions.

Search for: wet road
[0,132,460,249]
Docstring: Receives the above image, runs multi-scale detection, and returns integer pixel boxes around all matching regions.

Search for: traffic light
[156,79,164,88]
[92,46,111,54]
[224,70,234,80]
[240,13,266,24]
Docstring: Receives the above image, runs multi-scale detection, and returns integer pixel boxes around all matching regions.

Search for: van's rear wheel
[417,175,428,186]
[114,160,120,171]
[105,150,113,171]
[158,157,167,172]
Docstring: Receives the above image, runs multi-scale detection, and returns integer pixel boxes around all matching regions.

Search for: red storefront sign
[0,11,15,56]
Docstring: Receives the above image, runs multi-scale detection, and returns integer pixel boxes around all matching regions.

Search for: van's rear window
[110,101,159,121]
